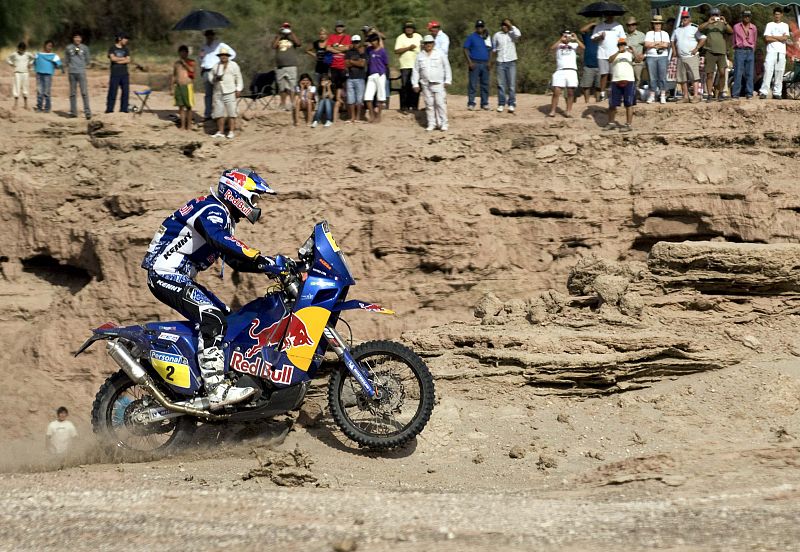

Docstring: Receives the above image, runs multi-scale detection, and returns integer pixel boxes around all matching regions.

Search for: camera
[656,48,664,54]
[714,16,720,22]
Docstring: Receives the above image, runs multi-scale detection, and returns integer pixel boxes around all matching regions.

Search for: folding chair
[238,71,277,114]
[132,89,153,116]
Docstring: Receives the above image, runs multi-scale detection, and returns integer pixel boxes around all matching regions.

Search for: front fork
[323,326,377,398]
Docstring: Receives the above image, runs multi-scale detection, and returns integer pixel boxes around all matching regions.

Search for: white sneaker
[310,120,318,128]
[660,94,666,104]
[467,105,475,111]
[646,92,655,104]
[508,106,515,113]
[440,126,448,131]
[212,132,225,138]
[323,121,332,127]
[226,131,234,139]
[425,126,435,132]
[496,105,504,112]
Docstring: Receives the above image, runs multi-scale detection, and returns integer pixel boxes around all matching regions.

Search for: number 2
[165,366,175,381]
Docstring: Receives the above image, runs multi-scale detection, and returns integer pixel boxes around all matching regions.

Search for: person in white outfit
[207,47,243,138]
[548,30,584,118]
[412,35,452,131]
[6,42,34,110]
[759,8,791,99]
[46,406,78,465]
[591,15,626,99]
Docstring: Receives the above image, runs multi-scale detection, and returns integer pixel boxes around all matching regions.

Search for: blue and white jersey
[141,193,262,278]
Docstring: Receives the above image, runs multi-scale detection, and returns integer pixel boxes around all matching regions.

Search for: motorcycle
[77,221,435,455]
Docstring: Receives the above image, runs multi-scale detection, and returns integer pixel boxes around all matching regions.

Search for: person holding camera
[644,15,671,104]
[548,30,584,118]
[699,8,732,101]
[591,14,626,101]
[65,33,91,119]
[273,22,302,111]
[492,18,522,113]
[604,37,636,132]
[207,47,242,139]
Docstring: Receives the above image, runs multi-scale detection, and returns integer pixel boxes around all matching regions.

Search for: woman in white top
[643,15,671,103]
[548,30,584,118]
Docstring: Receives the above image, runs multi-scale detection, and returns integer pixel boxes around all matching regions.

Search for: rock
[509,445,526,459]
[535,144,560,159]
[619,292,644,318]
[537,455,558,470]
[593,274,629,306]
[332,538,358,552]
[296,402,324,428]
[473,453,485,464]
[474,293,503,319]
[560,143,578,155]
[556,413,571,424]
[567,256,646,296]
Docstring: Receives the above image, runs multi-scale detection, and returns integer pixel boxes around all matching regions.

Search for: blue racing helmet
[216,168,276,224]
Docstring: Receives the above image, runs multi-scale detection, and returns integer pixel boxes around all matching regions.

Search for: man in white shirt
[208,47,243,139]
[591,15,626,100]
[46,406,78,462]
[548,30,584,118]
[672,11,706,103]
[412,35,452,131]
[428,21,450,56]
[492,18,522,112]
[759,8,791,99]
[199,30,237,120]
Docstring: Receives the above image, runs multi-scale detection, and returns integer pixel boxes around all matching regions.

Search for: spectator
[624,17,646,87]
[273,22,302,111]
[46,406,77,465]
[591,14,626,100]
[208,47,242,139]
[394,22,423,111]
[579,21,601,102]
[105,33,131,113]
[293,72,316,126]
[312,73,335,127]
[172,45,195,130]
[548,30,584,118]
[412,34,452,131]
[731,11,757,99]
[64,33,91,119]
[699,8,732,101]
[605,38,636,132]
[345,35,367,123]
[672,11,706,103]
[33,40,62,113]
[6,41,34,110]
[198,30,236,121]
[428,21,450,56]
[759,8,791,99]
[644,15,671,104]
[306,28,330,87]
[463,20,492,110]
[492,18,522,113]
[364,34,389,123]
[325,21,352,94]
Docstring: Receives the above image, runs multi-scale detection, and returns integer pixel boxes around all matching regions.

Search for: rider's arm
[193,209,265,273]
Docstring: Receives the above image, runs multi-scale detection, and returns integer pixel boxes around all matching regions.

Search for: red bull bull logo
[245,316,289,358]
[282,315,315,351]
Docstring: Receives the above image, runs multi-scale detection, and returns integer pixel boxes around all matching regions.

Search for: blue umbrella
[172,9,231,31]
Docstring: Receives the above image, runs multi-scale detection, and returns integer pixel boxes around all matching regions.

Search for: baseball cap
[404,21,415,28]
[367,33,380,42]
[362,25,371,32]
[281,22,291,28]
[475,19,485,27]
[681,10,690,17]
[422,34,435,43]
[709,8,721,15]
[334,20,345,27]
[617,37,627,44]
[428,20,441,30]
[743,10,752,16]
[352,34,362,42]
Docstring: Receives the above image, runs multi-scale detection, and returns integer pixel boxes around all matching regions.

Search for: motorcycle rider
[141,168,284,408]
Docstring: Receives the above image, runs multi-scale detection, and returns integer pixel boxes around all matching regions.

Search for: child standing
[46,406,78,466]
[33,40,62,113]
[172,45,196,130]
[312,73,335,127]
[7,42,35,110]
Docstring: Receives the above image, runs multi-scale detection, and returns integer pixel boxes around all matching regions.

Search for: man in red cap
[672,10,706,102]
[428,20,449,56]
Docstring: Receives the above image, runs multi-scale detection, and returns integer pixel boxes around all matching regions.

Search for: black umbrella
[172,9,231,31]
[578,2,626,17]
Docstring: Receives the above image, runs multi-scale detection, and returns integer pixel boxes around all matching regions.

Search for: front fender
[331,300,395,315]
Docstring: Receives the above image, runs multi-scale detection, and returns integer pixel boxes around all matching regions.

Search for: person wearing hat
[591,14,626,101]
[412,34,452,131]
[207,46,242,138]
[492,18,522,113]
[731,10,757,99]
[463,19,492,110]
[199,30,237,120]
[759,7,791,99]
[394,21,423,111]
[273,22,302,111]
[643,15,671,104]
[548,29,584,118]
[345,35,368,122]
[624,17,645,89]
[699,8,732,101]
[427,21,449,56]
[672,11,706,103]
[364,33,389,122]
[65,33,91,119]
[605,37,636,131]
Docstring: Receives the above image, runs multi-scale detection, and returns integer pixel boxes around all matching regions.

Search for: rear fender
[331,300,395,315]
[74,322,150,357]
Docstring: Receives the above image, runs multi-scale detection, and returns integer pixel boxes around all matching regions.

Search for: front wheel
[328,340,435,450]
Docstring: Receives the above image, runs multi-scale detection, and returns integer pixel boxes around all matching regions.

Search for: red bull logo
[282,315,315,351]
[245,316,289,358]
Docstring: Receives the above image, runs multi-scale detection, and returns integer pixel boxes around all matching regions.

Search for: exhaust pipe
[106,340,228,420]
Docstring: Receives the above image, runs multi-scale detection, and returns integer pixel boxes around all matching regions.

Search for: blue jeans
[496,61,516,107]
[106,72,129,112]
[203,73,213,118]
[36,73,53,111]
[732,48,755,98]
[346,78,365,105]
[468,61,489,107]
[68,72,91,117]
[645,56,668,94]
[314,98,334,122]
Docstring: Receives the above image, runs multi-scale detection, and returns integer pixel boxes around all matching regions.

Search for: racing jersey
[141,193,262,278]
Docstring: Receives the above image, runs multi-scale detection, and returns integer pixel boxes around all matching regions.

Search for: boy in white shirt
[46,406,78,463]
[548,30,584,118]
[759,8,791,99]
[6,42,35,110]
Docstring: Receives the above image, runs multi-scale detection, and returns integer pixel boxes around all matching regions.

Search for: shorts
[704,52,727,75]
[597,58,610,75]
[610,81,637,108]
[677,55,700,83]
[212,91,237,118]
[346,77,366,105]
[275,66,297,92]
[330,68,347,90]
[364,73,387,102]
[580,66,601,89]
[174,83,194,108]
[551,69,578,88]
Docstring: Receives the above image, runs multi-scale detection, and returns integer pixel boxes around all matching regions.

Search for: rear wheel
[91,369,196,458]
[328,340,435,450]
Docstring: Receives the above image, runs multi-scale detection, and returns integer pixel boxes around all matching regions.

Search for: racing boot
[199,346,256,409]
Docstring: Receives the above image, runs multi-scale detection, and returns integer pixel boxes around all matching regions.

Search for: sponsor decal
[227,170,248,187]
[149,351,191,388]
[319,259,332,270]
[282,315,315,351]
[155,280,182,293]
[310,268,326,276]
[269,364,294,385]
[188,287,212,305]
[324,231,341,252]
[178,202,193,216]
[157,332,180,342]
[358,302,395,315]
[285,306,331,371]
[230,350,272,378]
[207,215,224,225]
[223,189,252,216]
[245,316,290,358]
[162,234,190,260]
[223,235,259,258]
